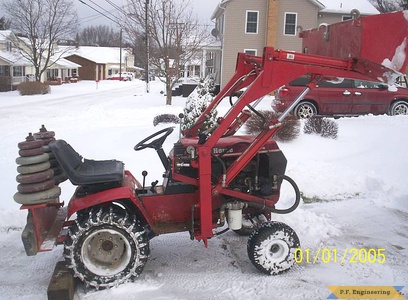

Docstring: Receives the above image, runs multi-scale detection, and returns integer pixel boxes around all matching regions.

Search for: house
[211,0,379,88]
[46,56,82,83]
[0,30,32,90]
[0,30,81,90]
[61,46,138,81]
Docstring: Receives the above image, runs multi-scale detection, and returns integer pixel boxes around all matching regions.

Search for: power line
[78,0,119,26]
[105,0,128,16]
[88,0,118,21]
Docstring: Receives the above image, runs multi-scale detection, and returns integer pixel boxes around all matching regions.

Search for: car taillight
[278,87,291,98]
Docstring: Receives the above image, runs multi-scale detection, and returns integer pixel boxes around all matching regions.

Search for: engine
[170,136,287,198]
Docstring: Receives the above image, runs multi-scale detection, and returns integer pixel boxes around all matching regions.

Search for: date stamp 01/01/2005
[294,247,386,265]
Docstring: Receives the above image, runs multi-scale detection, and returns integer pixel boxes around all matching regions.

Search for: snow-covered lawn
[0,79,406,299]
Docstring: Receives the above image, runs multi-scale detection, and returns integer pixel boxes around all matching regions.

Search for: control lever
[150,180,159,193]
[142,170,148,193]
[178,113,184,139]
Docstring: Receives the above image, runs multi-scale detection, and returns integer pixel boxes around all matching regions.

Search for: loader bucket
[301,11,408,79]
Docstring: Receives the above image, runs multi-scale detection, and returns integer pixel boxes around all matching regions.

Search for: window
[354,80,386,89]
[244,49,257,56]
[46,68,59,80]
[13,66,23,77]
[318,78,353,88]
[246,11,259,34]
[6,41,12,52]
[342,15,352,21]
[284,13,297,35]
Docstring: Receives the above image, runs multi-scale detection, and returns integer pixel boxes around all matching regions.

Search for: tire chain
[64,206,149,289]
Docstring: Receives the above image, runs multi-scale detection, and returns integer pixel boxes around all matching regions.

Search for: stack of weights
[13,125,65,205]
[33,125,68,185]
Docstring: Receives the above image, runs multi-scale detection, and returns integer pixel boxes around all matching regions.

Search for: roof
[210,0,379,20]
[211,0,231,20]
[308,0,325,9]
[60,46,126,64]
[0,30,14,41]
[318,0,379,15]
[0,50,32,66]
[50,57,81,68]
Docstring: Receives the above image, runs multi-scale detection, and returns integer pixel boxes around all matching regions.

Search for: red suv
[273,76,408,118]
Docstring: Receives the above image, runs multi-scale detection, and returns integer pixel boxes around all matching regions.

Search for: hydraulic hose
[248,175,301,214]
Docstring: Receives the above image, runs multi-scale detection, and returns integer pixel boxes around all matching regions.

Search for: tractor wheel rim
[82,228,131,276]
[265,239,289,262]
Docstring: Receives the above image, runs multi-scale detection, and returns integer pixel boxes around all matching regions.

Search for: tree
[181,77,217,136]
[368,0,407,12]
[79,25,121,47]
[0,16,11,30]
[124,0,210,105]
[3,0,78,81]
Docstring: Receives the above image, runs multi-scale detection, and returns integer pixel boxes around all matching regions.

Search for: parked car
[107,72,133,81]
[273,76,408,118]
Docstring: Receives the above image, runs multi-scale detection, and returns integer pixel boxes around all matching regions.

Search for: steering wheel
[134,127,174,151]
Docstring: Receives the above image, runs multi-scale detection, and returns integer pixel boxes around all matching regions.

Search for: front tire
[64,206,149,288]
[247,221,299,275]
[294,101,317,119]
[233,213,267,236]
[389,100,408,116]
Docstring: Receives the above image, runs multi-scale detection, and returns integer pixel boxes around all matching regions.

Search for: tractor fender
[67,172,154,227]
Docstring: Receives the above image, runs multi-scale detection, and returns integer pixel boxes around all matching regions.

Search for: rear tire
[64,206,149,288]
[247,221,299,275]
[389,100,408,116]
[294,101,317,119]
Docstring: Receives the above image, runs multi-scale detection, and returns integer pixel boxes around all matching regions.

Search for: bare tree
[3,0,78,81]
[0,16,11,30]
[124,0,210,105]
[369,0,407,12]
[79,25,121,47]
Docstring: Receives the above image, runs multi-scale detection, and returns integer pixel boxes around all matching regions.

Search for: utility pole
[145,0,150,93]
[119,28,122,81]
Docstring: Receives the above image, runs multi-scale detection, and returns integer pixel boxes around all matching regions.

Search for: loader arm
[188,46,405,243]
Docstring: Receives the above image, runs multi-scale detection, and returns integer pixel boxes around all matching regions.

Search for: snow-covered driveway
[0,80,406,299]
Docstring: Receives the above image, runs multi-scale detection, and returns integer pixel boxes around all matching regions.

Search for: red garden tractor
[15,11,407,289]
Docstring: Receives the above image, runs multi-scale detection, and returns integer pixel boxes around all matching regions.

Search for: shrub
[181,77,217,136]
[245,110,300,142]
[17,81,51,96]
[153,114,180,126]
[303,116,338,139]
[0,76,12,92]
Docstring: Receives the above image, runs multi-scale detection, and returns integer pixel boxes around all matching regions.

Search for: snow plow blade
[300,11,408,77]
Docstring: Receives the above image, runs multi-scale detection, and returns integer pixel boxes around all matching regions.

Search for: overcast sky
[75,0,220,28]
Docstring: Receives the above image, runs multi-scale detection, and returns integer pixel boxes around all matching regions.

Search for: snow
[318,0,379,15]
[0,79,407,299]
[382,38,407,82]
[59,46,125,64]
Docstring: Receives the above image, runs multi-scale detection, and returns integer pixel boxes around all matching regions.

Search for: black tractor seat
[49,139,124,186]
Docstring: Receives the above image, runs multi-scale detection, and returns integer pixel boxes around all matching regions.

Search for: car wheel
[389,100,408,116]
[294,101,317,119]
